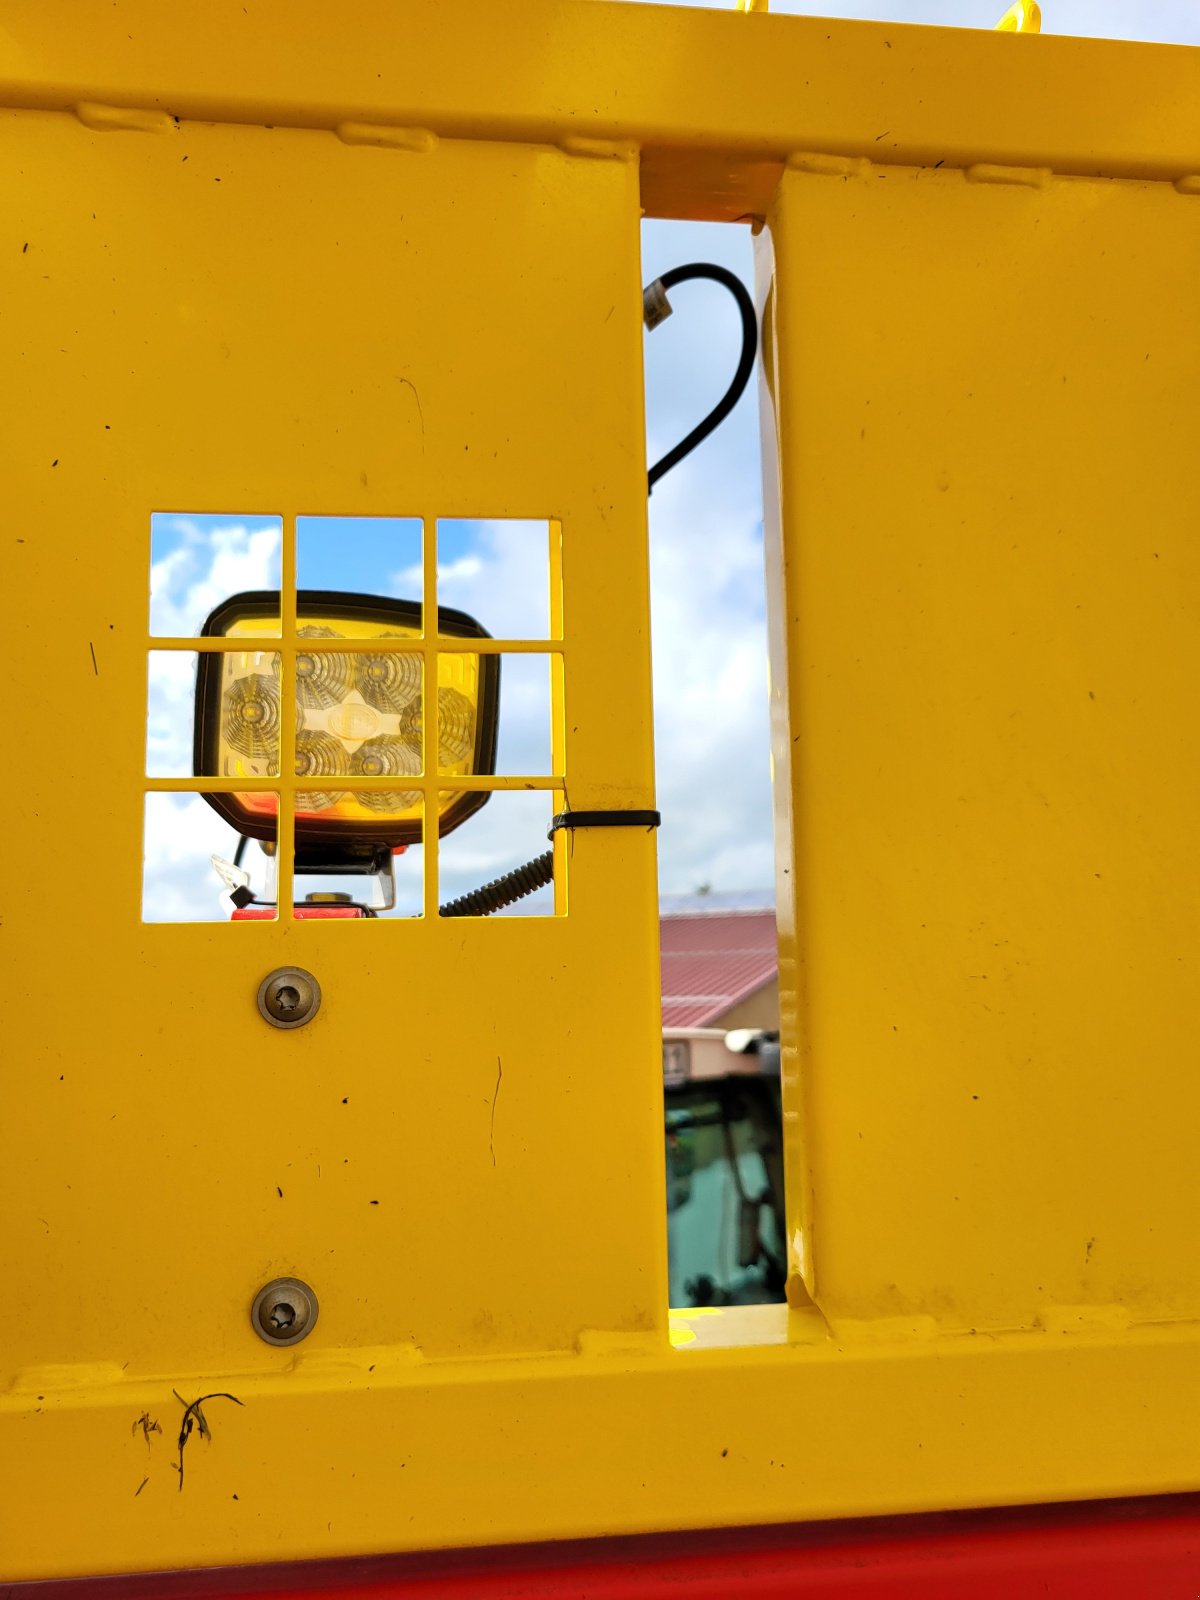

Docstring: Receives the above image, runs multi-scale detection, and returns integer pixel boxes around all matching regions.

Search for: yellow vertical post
[760,153,1200,1331]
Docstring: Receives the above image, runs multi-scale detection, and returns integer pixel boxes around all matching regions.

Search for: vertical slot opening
[642,219,785,1325]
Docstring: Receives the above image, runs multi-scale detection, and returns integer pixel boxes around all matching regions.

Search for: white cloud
[145,648,200,778]
[142,792,258,923]
[433,554,484,588]
[393,523,550,642]
[149,516,282,640]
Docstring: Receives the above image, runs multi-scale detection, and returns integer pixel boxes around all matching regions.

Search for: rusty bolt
[251,1277,318,1346]
[257,967,321,1029]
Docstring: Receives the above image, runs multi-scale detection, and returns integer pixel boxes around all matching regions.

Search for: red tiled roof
[660,909,778,1028]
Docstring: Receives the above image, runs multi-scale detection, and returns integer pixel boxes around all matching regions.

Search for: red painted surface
[231,907,366,921]
[660,908,778,1028]
[12,1497,1198,1599]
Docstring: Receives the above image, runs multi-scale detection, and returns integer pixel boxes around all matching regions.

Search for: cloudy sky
[143,0,1199,921]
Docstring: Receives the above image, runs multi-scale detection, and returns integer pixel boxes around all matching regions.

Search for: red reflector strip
[231,906,367,920]
[13,1496,1200,1598]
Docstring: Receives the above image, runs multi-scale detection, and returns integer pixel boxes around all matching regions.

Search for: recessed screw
[257,967,320,1029]
[251,1277,318,1346]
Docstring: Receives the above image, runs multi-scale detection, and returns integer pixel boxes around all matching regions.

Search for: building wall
[710,976,779,1033]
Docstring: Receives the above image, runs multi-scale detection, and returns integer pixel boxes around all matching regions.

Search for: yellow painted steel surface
[761,157,1200,1333]
[1,0,1199,1583]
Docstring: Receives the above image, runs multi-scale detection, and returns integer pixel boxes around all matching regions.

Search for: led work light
[194,591,499,852]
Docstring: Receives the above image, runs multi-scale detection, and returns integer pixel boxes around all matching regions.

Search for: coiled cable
[439,850,554,918]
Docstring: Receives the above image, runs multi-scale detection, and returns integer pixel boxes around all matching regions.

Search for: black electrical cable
[440,263,756,912]
[645,262,758,494]
[439,851,554,918]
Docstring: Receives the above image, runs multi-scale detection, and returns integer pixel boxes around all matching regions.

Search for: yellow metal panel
[1,1,1199,217]
[0,100,664,1578]
[1,1,1199,1585]
[760,158,1200,1332]
[1,109,659,1367]
[3,1325,1200,1568]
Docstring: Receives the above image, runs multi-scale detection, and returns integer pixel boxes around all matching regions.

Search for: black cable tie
[547,810,661,839]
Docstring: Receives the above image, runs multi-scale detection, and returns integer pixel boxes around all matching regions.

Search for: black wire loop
[645,261,758,493]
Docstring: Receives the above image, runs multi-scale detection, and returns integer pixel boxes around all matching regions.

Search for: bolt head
[257,967,321,1029]
[251,1277,318,1346]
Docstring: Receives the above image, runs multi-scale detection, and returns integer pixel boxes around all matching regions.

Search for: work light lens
[196,592,498,847]
[294,629,354,709]
[221,672,280,759]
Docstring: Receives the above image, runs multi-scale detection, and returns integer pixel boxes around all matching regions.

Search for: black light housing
[194,590,499,851]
